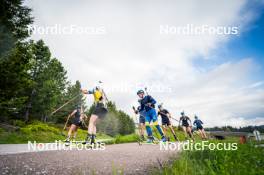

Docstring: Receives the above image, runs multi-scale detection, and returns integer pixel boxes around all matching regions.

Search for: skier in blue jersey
[193,115,207,139]
[136,89,166,143]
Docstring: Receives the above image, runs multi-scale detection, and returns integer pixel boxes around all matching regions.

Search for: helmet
[194,115,198,119]
[137,89,144,95]
[158,104,162,109]
[76,105,81,109]
[181,111,185,115]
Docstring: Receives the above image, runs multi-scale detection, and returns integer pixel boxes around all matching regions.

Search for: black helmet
[158,104,162,109]
[181,111,185,115]
[137,89,144,95]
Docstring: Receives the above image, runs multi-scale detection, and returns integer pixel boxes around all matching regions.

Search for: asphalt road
[0,142,180,175]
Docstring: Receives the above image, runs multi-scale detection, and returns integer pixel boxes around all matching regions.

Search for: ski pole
[144,87,149,95]
[50,94,81,116]
[63,114,72,130]
[171,117,179,122]
[102,88,109,102]
[132,106,139,114]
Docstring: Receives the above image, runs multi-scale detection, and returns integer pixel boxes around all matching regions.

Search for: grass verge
[152,140,264,175]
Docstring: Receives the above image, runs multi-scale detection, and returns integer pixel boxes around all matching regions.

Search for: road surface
[0,142,180,175]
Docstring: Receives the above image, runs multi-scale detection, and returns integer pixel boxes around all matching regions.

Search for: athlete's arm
[187,117,192,126]
[166,110,171,118]
[81,89,93,94]
[147,96,156,105]
[83,114,88,119]
[70,110,76,117]
[179,117,182,126]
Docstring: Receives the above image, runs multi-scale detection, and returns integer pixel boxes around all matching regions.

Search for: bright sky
[24,0,264,127]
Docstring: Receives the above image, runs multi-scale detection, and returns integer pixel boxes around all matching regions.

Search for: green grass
[0,121,142,144]
[0,122,63,143]
[0,121,113,144]
[114,134,139,144]
[153,140,264,175]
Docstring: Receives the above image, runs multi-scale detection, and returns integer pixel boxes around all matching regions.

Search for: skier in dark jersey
[157,104,178,141]
[133,106,145,141]
[179,111,194,141]
[65,105,86,143]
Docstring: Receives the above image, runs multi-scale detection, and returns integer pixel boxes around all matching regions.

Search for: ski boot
[161,136,167,142]
[82,135,92,145]
[140,135,145,141]
[146,136,155,143]
[64,138,70,146]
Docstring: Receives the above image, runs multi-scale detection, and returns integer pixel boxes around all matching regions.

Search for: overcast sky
[24,0,264,127]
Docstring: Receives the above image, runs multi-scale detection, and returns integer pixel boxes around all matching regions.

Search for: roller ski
[82,134,103,148]
[138,136,161,146]
[63,139,84,146]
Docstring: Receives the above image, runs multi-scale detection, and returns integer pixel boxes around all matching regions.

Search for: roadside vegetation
[153,139,264,175]
[0,121,138,144]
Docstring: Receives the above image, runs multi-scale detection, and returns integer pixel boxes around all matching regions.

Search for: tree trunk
[41,114,48,122]
[24,89,35,122]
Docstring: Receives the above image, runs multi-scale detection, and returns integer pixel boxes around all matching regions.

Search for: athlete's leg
[197,129,203,139]
[145,114,153,137]
[150,109,164,138]
[140,123,145,139]
[168,125,179,141]
[73,126,79,140]
[153,120,164,137]
[162,125,167,137]
[93,118,97,134]
[182,126,188,139]
[201,128,207,139]
[86,114,98,143]
[187,126,194,140]
[88,114,97,133]
[163,125,172,141]
[168,125,176,135]
[67,124,75,140]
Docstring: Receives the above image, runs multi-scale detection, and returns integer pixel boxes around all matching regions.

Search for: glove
[145,103,152,107]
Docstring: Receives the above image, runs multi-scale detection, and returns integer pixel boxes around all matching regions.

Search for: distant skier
[179,111,194,141]
[193,115,207,139]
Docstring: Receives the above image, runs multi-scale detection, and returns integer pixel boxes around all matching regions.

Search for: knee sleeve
[153,120,159,126]
[145,123,152,136]
[155,124,164,136]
